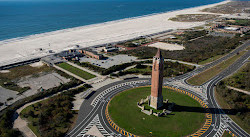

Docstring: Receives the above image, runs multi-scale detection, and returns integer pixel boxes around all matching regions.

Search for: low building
[104,46,119,53]
[209,23,249,34]
[175,31,185,35]
[41,55,64,66]
[58,49,83,61]
[115,45,128,51]
[79,49,103,60]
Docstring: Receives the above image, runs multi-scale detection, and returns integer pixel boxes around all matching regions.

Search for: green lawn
[124,67,152,75]
[188,51,246,85]
[57,62,96,80]
[127,67,151,72]
[198,55,224,65]
[108,87,206,137]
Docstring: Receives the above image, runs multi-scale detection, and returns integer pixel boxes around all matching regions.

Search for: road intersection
[67,40,250,137]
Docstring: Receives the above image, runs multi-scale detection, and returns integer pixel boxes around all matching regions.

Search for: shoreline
[0,0,229,45]
[0,0,230,67]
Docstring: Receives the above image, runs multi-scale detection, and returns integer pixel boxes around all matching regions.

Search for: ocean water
[0,0,224,41]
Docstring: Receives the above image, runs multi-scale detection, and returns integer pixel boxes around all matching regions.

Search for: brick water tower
[150,48,164,109]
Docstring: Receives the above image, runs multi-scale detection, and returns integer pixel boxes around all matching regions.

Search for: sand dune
[0,0,229,67]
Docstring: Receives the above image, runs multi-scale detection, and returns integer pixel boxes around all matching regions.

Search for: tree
[28,111,35,118]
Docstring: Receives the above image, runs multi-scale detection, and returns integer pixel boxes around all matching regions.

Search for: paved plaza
[80,55,137,68]
[17,72,70,92]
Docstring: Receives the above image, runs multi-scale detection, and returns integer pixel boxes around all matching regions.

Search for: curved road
[203,50,250,137]
[67,79,151,137]
[67,40,250,137]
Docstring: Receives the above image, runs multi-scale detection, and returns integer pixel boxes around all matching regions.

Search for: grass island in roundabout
[107,87,207,137]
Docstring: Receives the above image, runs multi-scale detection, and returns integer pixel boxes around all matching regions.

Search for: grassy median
[198,54,224,65]
[57,62,96,80]
[108,87,205,137]
[222,131,232,137]
[187,51,246,86]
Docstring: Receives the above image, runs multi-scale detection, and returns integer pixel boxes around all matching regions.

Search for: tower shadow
[172,104,250,115]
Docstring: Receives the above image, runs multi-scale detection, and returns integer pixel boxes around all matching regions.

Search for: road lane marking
[76,114,110,137]
[91,80,147,107]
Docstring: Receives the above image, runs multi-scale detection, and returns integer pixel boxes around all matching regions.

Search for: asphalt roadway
[203,50,250,137]
[66,78,151,137]
[175,40,250,82]
[67,40,250,137]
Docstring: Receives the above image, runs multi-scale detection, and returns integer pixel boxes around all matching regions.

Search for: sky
[0,0,250,2]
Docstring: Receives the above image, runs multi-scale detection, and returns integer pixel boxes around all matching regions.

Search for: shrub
[6,98,13,101]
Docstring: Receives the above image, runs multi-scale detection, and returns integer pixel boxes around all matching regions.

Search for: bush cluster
[120,34,250,63]
[224,63,250,91]
[73,61,139,75]
[0,79,84,137]
[117,61,194,77]
[21,84,90,137]
[216,81,250,130]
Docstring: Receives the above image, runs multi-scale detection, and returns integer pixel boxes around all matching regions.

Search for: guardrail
[0,58,41,70]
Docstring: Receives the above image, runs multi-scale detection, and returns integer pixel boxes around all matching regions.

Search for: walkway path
[67,62,103,78]
[136,58,200,67]
[226,86,250,95]
[188,34,208,42]
[165,59,200,67]
[13,100,41,137]
[53,65,87,82]
[123,65,136,71]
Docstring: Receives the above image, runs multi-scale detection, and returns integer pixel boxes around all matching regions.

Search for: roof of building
[224,27,239,31]
[83,48,102,56]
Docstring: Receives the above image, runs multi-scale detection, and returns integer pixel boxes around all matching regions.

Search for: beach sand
[0,0,229,67]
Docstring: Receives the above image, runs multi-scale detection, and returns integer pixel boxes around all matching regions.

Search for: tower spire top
[155,48,162,58]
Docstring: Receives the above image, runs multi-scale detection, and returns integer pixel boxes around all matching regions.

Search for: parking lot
[17,72,70,96]
[0,86,18,103]
[80,55,137,69]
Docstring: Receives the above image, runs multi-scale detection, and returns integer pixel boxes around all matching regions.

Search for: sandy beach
[0,0,229,67]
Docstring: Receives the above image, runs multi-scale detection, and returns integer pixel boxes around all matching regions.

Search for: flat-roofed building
[79,49,103,60]
[104,46,118,53]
